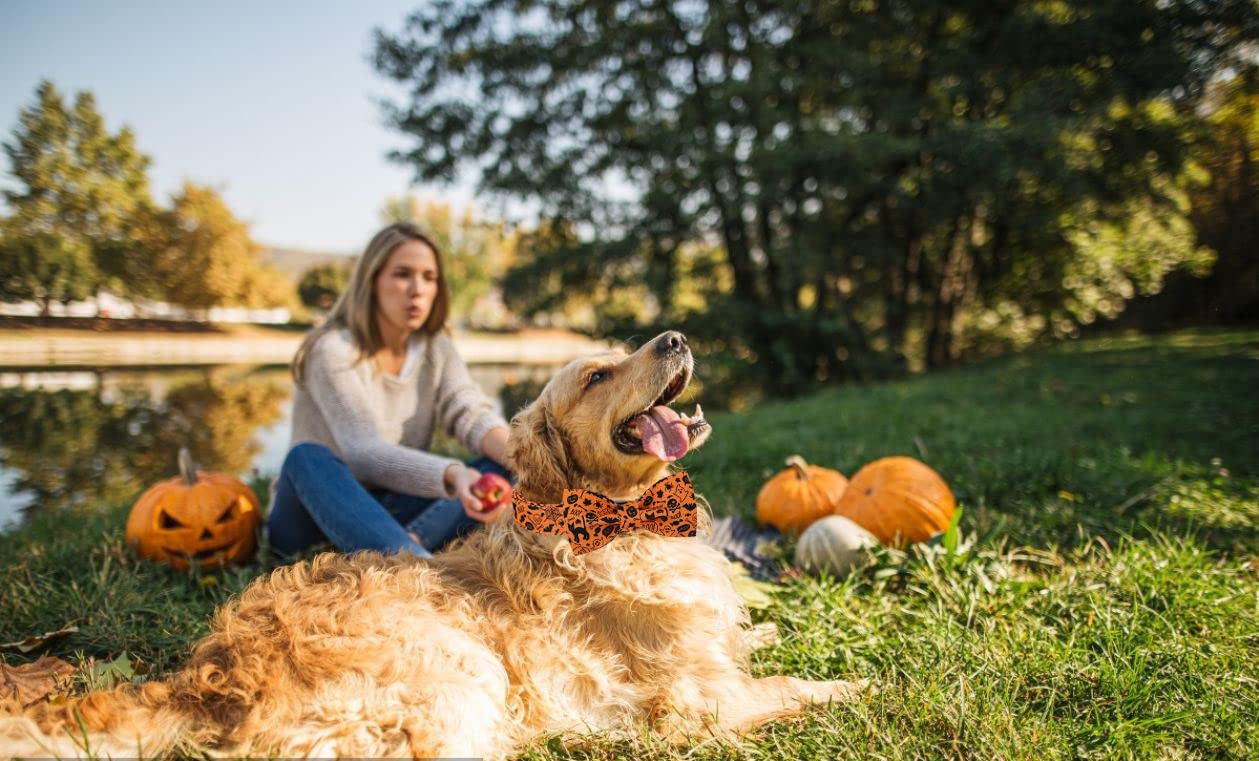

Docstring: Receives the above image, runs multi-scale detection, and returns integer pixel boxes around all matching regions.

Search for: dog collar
[512,472,697,554]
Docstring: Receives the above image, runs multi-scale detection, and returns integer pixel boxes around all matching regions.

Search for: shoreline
[0,326,608,367]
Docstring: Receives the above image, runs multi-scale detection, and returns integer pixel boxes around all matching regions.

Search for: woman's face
[373,239,440,338]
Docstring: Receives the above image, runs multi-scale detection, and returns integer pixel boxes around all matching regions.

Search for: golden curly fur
[1,331,863,759]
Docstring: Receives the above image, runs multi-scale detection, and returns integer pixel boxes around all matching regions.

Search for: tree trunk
[926,211,974,368]
[664,5,762,309]
[880,199,911,373]
[758,201,788,313]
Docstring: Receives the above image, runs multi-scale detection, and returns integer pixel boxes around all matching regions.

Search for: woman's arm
[478,425,510,465]
[433,334,511,464]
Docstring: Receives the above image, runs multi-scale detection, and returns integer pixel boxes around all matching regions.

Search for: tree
[298,261,353,312]
[148,182,265,309]
[0,223,95,314]
[500,217,666,331]
[236,264,300,311]
[375,0,1258,393]
[961,182,1214,356]
[1,80,154,303]
[1182,75,1259,322]
[1045,74,1259,333]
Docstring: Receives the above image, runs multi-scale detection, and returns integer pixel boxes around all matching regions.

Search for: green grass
[2,327,1257,759]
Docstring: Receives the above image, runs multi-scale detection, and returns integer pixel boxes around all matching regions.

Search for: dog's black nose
[654,331,688,356]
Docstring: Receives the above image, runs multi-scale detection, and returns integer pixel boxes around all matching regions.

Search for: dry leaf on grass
[0,655,77,706]
[0,625,79,653]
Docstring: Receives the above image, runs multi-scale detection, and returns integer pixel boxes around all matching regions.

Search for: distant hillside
[259,247,354,280]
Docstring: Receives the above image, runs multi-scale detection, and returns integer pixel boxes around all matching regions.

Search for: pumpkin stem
[177,448,199,486]
[785,455,810,480]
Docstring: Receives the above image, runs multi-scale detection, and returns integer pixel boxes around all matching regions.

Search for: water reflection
[0,364,551,532]
[0,367,289,522]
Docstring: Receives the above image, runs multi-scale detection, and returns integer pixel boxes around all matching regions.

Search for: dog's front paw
[800,677,872,705]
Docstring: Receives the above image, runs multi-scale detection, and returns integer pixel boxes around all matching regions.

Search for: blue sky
[0,1,477,253]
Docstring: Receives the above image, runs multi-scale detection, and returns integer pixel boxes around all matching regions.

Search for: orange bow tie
[513,472,698,555]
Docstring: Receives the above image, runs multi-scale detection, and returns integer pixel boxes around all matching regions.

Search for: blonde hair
[292,222,450,383]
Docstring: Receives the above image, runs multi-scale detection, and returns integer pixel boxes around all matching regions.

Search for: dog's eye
[586,369,609,387]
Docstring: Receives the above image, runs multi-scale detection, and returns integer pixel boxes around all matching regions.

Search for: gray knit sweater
[288,327,509,498]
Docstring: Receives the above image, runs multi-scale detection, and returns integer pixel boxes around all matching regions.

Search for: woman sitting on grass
[265,221,513,559]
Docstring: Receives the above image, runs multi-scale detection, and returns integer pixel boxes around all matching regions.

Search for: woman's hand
[444,463,509,523]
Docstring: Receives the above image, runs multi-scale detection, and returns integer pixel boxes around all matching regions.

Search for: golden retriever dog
[1,330,863,759]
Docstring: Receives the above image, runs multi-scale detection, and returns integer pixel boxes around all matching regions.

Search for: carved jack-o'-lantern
[125,449,260,571]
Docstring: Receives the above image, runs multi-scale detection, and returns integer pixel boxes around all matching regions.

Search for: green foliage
[503,218,670,332]
[147,183,268,308]
[962,183,1215,356]
[134,182,296,310]
[374,0,1259,393]
[0,224,95,312]
[1177,74,1259,323]
[297,261,353,311]
[235,263,300,311]
[0,80,153,306]
[1062,191,1214,327]
[1078,75,1259,332]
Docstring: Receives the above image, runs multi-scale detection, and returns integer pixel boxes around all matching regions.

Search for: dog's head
[508,331,711,503]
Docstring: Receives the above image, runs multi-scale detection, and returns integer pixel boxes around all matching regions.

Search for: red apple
[470,472,512,511]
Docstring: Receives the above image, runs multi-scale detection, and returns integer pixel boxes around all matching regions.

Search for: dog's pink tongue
[636,406,689,462]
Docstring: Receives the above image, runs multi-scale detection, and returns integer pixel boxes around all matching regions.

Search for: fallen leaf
[88,653,136,690]
[727,563,780,610]
[0,625,79,653]
[0,655,77,706]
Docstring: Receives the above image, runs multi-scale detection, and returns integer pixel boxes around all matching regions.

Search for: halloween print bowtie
[513,471,698,555]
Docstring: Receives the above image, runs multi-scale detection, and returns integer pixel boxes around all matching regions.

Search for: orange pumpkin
[125,449,260,571]
[756,455,849,535]
[834,456,954,546]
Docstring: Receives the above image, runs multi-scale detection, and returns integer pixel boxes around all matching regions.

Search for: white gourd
[794,515,878,578]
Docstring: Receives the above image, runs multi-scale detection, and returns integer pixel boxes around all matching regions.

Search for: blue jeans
[265,442,514,559]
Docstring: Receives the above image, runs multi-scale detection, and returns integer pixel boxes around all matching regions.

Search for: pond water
[0,363,553,532]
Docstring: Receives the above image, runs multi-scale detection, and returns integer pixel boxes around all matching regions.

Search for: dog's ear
[508,399,572,501]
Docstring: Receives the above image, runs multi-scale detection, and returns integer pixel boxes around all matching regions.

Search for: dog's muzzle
[654,331,689,357]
